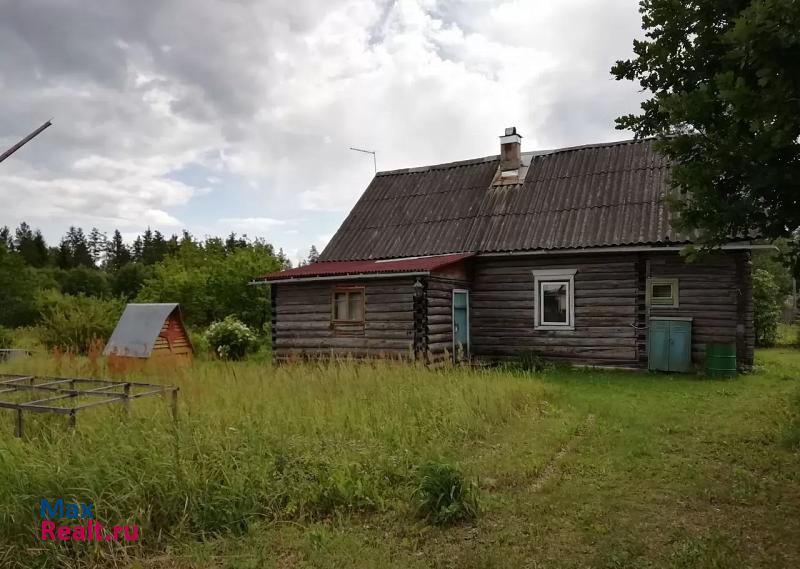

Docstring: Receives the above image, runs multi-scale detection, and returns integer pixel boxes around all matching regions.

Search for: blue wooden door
[453,291,469,360]
[648,319,692,372]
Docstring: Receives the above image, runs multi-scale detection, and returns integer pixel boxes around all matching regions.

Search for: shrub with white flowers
[205,316,258,360]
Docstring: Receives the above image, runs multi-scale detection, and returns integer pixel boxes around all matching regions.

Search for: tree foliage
[37,290,124,354]
[136,239,281,329]
[752,268,782,347]
[14,222,49,267]
[0,222,286,333]
[752,238,794,298]
[105,230,132,271]
[612,0,800,244]
[0,245,45,327]
[55,267,110,298]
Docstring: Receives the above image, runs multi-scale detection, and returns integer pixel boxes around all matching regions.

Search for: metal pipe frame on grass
[0,374,179,437]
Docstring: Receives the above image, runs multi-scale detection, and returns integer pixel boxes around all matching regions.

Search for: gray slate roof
[103,303,180,358]
[320,138,685,261]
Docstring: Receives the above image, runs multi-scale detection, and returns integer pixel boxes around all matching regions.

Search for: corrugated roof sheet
[320,138,688,261]
[255,252,474,282]
[103,303,180,358]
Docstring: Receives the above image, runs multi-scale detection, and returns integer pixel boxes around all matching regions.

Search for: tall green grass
[0,355,549,566]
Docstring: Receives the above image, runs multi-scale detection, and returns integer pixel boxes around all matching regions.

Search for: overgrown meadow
[1,348,800,568]
[0,355,555,567]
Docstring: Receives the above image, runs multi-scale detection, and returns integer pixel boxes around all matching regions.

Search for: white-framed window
[646,278,679,307]
[532,269,576,330]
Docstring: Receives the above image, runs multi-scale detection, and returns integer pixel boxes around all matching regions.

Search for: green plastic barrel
[706,343,737,377]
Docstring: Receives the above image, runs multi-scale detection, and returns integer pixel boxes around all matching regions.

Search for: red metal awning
[253,252,474,283]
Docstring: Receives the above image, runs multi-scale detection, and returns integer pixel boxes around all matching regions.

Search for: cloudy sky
[0,0,644,265]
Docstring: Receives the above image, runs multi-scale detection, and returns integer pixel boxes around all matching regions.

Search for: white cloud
[217,217,291,233]
[0,0,644,253]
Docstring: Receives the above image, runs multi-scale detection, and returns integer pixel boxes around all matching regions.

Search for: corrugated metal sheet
[256,252,474,282]
[320,138,687,261]
[103,303,180,358]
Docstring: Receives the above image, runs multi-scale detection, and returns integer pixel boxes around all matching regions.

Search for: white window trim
[532,269,576,331]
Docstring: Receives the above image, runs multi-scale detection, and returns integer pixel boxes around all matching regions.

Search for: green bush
[753,269,781,347]
[205,316,258,360]
[36,290,124,354]
[0,326,13,349]
[188,328,212,359]
[413,462,479,525]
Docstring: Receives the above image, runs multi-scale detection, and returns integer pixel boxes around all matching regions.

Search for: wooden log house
[254,129,763,371]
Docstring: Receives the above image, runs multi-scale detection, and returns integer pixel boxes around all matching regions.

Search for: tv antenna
[349,147,377,174]
[0,120,53,165]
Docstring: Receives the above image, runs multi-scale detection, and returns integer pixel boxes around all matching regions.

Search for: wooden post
[123,383,131,416]
[735,251,749,370]
[15,409,24,438]
[170,389,178,423]
[412,278,428,362]
[635,254,648,368]
[68,410,76,430]
[270,284,277,365]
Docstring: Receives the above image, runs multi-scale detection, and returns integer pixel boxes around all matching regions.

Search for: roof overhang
[251,252,474,285]
[476,242,776,257]
[251,270,429,285]
[253,243,774,285]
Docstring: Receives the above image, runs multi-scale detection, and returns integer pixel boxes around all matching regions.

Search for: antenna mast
[349,147,377,174]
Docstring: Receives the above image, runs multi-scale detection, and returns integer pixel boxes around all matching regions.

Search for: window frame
[532,269,576,331]
[331,286,366,330]
[646,278,679,308]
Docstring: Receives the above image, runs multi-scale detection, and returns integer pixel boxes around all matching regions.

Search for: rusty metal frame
[0,374,179,438]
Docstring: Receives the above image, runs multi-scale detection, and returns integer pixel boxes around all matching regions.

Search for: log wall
[470,251,754,369]
[425,276,470,363]
[269,252,753,369]
[272,278,416,360]
[647,251,754,368]
[470,254,639,366]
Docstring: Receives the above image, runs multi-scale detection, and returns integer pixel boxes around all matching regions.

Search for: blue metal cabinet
[648,318,692,372]
[648,319,671,371]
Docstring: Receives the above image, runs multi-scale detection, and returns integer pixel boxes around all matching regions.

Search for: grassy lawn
[0,350,798,568]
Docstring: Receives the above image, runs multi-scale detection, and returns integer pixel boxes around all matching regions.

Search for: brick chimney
[499,127,522,172]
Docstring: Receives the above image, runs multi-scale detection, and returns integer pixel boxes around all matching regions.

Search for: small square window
[647,278,679,307]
